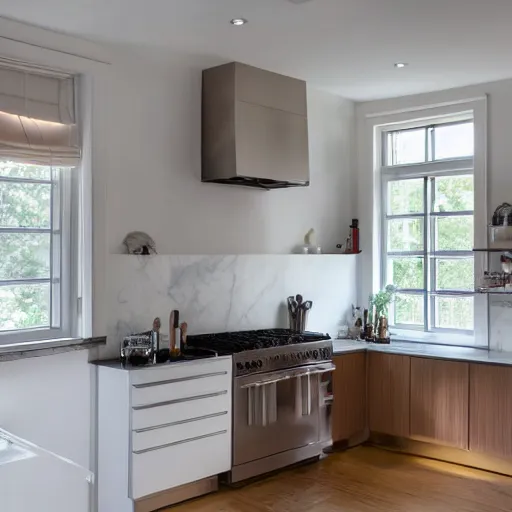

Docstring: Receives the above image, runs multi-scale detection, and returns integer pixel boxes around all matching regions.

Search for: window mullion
[424,177,431,332]
[430,125,436,161]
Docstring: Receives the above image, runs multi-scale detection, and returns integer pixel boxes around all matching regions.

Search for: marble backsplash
[102,254,357,359]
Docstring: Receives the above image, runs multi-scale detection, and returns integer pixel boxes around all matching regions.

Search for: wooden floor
[167,446,512,512]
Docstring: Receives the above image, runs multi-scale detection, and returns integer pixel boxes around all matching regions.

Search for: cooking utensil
[299,301,313,332]
[180,322,188,346]
[287,296,296,330]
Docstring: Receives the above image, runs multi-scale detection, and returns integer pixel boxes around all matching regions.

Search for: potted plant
[368,285,397,339]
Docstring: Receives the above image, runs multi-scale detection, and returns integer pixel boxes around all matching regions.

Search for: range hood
[202,62,309,190]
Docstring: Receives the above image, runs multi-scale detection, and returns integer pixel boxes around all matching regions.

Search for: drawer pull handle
[133,430,227,454]
[133,371,228,389]
[132,390,228,410]
[133,411,228,433]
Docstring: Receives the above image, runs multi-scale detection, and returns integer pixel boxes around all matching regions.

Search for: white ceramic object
[490,225,512,248]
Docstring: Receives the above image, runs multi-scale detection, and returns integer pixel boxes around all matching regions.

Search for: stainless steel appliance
[202,62,309,189]
[187,329,334,483]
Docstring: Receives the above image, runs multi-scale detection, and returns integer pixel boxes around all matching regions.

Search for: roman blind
[0,58,80,166]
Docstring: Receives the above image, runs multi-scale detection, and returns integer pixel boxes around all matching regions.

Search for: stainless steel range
[186,329,335,483]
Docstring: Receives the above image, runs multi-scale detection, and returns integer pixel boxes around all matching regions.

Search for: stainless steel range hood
[202,62,309,190]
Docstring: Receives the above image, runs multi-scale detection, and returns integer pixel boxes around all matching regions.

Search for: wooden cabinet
[410,358,469,449]
[332,353,367,443]
[469,363,512,458]
[368,353,410,437]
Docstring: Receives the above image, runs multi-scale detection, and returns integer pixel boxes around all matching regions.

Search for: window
[0,161,74,338]
[382,120,477,341]
[0,61,80,344]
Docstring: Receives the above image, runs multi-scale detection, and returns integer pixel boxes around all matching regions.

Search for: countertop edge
[91,354,233,371]
[333,341,512,367]
[0,336,107,362]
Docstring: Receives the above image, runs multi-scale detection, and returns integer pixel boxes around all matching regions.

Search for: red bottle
[351,219,359,253]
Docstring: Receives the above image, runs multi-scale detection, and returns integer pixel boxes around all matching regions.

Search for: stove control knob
[257,359,263,368]
[245,362,251,370]
[313,350,319,359]
[236,362,244,371]
[306,351,312,358]
[251,360,258,368]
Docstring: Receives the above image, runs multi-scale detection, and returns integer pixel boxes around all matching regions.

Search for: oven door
[233,362,335,466]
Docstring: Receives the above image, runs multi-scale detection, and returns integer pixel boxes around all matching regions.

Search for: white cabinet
[97,356,232,512]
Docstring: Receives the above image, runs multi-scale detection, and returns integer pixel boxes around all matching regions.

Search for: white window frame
[0,162,79,345]
[366,98,488,348]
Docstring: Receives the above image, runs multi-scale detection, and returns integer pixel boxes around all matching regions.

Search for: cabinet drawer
[132,411,230,452]
[131,372,230,407]
[130,430,231,499]
[130,357,231,387]
[131,391,230,430]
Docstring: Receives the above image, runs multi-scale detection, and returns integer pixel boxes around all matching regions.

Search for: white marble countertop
[333,339,512,366]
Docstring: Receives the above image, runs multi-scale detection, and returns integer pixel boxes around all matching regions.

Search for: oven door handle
[241,363,335,389]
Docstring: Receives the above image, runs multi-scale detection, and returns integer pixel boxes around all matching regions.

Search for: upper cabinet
[368,353,410,437]
[410,358,469,450]
[469,363,512,458]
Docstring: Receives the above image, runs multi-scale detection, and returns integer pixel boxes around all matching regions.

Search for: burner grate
[186,329,330,354]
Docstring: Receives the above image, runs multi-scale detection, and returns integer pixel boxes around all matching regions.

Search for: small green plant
[369,285,397,329]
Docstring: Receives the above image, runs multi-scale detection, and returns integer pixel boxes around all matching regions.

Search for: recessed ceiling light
[230,18,248,26]
[394,62,408,68]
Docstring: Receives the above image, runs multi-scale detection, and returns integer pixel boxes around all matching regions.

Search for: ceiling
[2,0,512,101]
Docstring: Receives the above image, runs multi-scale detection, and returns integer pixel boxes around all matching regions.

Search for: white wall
[106,61,355,255]
[0,17,357,512]
[356,79,512,350]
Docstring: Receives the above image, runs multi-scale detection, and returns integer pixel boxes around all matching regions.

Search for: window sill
[0,336,106,362]
[391,329,486,349]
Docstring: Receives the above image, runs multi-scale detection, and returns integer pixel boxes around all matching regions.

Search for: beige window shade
[0,60,75,124]
[0,59,79,166]
[0,111,80,166]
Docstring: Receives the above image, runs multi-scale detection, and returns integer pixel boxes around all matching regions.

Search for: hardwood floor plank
[167,447,512,512]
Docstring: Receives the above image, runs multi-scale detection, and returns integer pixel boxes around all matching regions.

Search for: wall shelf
[473,248,512,252]
[475,288,512,294]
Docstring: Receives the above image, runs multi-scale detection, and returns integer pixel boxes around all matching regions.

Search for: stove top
[186,329,331,354]
[187,329,333,377]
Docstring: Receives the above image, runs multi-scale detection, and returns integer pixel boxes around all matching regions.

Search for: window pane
[436,258,474,291]
[435,216,473,251]
[0,161,51,180]
[434,122,474,160]
[388,179,424,215]
[388,218,423,252]
[0,233,51,280]
[394,293,424,326]
[0,182,51,228]
[387,257,424,289]
[435,296,473,330]
[387,128,426,165]
[0,283,50,331]
[434,175,474,212]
